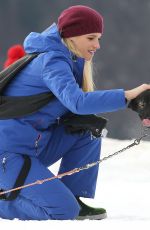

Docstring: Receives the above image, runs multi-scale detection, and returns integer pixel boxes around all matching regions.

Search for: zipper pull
[57,117,60,125]
[2,157,7,173]
[35,134,41,155]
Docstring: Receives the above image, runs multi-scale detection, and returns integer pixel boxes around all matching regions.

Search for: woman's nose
[94,41,100,49]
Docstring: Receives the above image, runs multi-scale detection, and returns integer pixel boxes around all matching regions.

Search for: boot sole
[76,212,107,220]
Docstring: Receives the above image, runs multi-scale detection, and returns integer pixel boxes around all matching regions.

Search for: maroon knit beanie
[58,5,103,38]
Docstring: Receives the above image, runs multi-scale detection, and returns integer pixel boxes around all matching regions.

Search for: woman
[0,5,149,220]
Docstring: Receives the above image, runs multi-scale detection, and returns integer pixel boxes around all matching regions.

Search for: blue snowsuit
[0,23,127,220]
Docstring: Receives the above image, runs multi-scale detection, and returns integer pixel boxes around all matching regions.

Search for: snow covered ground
[0,137,150,229]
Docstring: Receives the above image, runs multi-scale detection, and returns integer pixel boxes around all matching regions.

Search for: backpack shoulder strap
[0,52,56,119]
[0,53,39,93]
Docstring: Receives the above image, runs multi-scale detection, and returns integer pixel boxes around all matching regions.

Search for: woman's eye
[88,38,94,40]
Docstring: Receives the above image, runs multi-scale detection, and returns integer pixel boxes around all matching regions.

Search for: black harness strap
[0,92,54,119]
[0,155,31,201]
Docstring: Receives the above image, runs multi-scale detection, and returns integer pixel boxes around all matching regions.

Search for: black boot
[76,197,107,220]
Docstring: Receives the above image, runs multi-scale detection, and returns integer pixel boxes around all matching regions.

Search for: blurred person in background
[3,44,25,69]
[0,5,150,221]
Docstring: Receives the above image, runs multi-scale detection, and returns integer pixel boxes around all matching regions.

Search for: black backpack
[0,53,54,119]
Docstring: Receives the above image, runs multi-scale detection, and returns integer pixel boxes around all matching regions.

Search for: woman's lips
[88,50,96,55]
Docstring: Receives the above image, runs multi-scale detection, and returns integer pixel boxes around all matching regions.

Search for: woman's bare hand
[125,84,150,100]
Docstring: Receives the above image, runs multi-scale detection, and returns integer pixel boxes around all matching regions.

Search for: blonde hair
[63,38,95,92]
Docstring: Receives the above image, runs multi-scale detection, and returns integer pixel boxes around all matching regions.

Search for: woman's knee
[18,192,80,220]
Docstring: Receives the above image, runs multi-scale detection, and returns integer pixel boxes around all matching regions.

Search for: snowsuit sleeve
[42,52,127,114]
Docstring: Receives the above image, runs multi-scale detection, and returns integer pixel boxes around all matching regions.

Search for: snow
[0,137,150,229]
